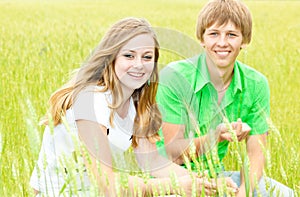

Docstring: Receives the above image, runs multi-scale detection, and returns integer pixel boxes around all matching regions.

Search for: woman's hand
[178,175,218,196]
[178,175,238,196]
[216,177,239,196]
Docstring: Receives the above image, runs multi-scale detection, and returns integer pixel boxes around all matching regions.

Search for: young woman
[30,17,237,196]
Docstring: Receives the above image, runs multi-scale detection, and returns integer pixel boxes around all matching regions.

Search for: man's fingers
[231,119,251,141]
[236,118,242,132]
[221,132,233,142]
[242,122,251,132]
[238,132,249,141]
[237,123,251,141]
[219,120,251,142]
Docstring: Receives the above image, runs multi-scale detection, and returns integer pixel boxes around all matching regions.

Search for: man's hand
[232,119,251,141]
[217,118,251,142]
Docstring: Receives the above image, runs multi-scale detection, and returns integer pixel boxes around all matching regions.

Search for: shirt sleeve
[73,86,110,127]
[157,66,194,125]
[247,76,270,135]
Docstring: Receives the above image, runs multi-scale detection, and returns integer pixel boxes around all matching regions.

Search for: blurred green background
[1,0,299,196]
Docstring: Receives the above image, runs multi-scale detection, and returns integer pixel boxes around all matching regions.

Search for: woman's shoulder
[74,85,112,108]
[72,85,111,125]
[76,85,110,101]
[80,85,107,94]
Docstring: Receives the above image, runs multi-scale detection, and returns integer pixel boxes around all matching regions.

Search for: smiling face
[114,34,155,93]
[201,21,246,71]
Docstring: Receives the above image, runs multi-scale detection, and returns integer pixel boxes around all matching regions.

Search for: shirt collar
[232,61,243,94]
[194,54,211,92]
[194,54,243,94]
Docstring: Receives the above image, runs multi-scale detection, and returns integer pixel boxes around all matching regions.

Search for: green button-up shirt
[156,53,270,173]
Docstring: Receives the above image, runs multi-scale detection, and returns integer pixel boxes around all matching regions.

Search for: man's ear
[240,43,247,49]
[200,41,205,48]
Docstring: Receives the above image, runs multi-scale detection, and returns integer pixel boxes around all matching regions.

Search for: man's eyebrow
[206,28,218,31]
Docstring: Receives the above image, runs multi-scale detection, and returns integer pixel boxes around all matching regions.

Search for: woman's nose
[132,57,144,69]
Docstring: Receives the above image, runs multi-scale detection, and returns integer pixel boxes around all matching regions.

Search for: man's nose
[217,34,228,46]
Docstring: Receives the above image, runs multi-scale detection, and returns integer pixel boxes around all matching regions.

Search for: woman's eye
[143,55,153,60]
[124,54,134,59]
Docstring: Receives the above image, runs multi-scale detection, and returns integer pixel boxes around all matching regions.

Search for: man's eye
[228,33,237,37]
[209,32,218,36]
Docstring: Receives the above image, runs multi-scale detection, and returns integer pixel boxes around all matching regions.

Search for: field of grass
[1,0,299,196]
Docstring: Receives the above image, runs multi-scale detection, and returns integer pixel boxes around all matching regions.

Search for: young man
[156,0,294,196]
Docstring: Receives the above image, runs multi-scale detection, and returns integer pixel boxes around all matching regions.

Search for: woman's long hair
[42,17,161,147]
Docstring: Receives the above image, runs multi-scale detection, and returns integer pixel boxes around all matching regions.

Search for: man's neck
[207,64,234,92]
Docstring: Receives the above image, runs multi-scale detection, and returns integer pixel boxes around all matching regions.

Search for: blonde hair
[196,0,252,44]
[44,17,161,147]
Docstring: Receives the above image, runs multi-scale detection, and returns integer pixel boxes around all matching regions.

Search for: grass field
[1,0,299,196]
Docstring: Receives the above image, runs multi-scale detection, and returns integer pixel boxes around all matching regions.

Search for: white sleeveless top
[30,86,136,196]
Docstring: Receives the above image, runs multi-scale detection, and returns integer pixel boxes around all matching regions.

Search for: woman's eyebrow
[121,48,154,53]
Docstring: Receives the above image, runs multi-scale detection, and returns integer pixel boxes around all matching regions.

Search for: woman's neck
[117,85,134,119]
[116,98,131,119]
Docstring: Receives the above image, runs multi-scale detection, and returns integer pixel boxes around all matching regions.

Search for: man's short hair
[196,0,252,44]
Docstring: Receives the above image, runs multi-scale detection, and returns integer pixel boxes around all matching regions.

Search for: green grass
[1,0,299,196]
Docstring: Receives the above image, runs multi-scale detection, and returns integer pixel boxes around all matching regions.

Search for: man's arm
[237,133,267,197]
[134,137,239,196]
[162,122,210,164]
[162,121,250,165]
[236,74,270,196]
